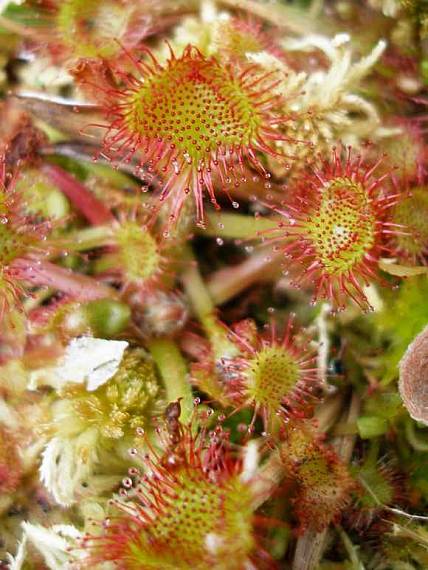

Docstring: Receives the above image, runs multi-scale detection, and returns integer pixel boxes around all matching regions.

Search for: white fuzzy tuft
[40,430,99,506]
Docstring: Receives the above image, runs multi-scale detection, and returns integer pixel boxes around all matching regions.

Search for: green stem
[337,527,365,570]
[148,338,193,423]
[181,246,236,358]
[366,439,381,465]
[405,418,428,452]
[51,225,115,254]
[0,15,39,38]
[200,211,278,240]
[181,246,215,316]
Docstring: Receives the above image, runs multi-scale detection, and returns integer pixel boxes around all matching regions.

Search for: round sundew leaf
[97,44,286,222]
[269,151,401,310]
[280,424,355,532]
[84,425,274,570]
[0,179,53,312]
[245,345,301,410]
[0,215,34,265]
[128,470,254,569]
[399,325,428,425]
[303,178,376,276]
[356,461,396,509]
[124,51,264,164]
[215,318,319,425]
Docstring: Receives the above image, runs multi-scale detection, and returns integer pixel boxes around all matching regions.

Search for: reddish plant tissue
[270,149,401,310]
[0,426,22,493]
[2,1,428,568]
[0,158,52,315]
[221,318,319,427]
[399,325,428,425]
[280,420,354,532]
[90,45,289,223]
[82,419,277,570]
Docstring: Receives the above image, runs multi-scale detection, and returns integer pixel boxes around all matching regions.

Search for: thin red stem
[12,258,115,300]
[42,163,115,225]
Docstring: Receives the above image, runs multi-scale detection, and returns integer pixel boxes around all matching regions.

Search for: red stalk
[12,258,115,300]
[42,163,115,225]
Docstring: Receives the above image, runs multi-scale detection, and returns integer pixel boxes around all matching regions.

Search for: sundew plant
[1,0,428,569]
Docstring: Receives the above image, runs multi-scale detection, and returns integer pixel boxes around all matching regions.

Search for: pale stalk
[49,225,116,255]
[208,248,283,305]
[200,212,278,240]
[181,246,236,358]
[43,164,115,225]
[147,338,193,423]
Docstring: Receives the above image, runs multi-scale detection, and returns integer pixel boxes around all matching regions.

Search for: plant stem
[14,91,102,144]
[12,258,115,300]
[293,529,329,570]
[405,418,428,452]
[208,248,283,305]
[181,246,236,358]
[52,225,115,253]
[0,16,38,38]
[337,527,365,570]
[42,163,115,225]
[147,338,193,423]
[251,448,284,510]
[200,211,278,240]
[316,303,332,391]
[218,0,328,34]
